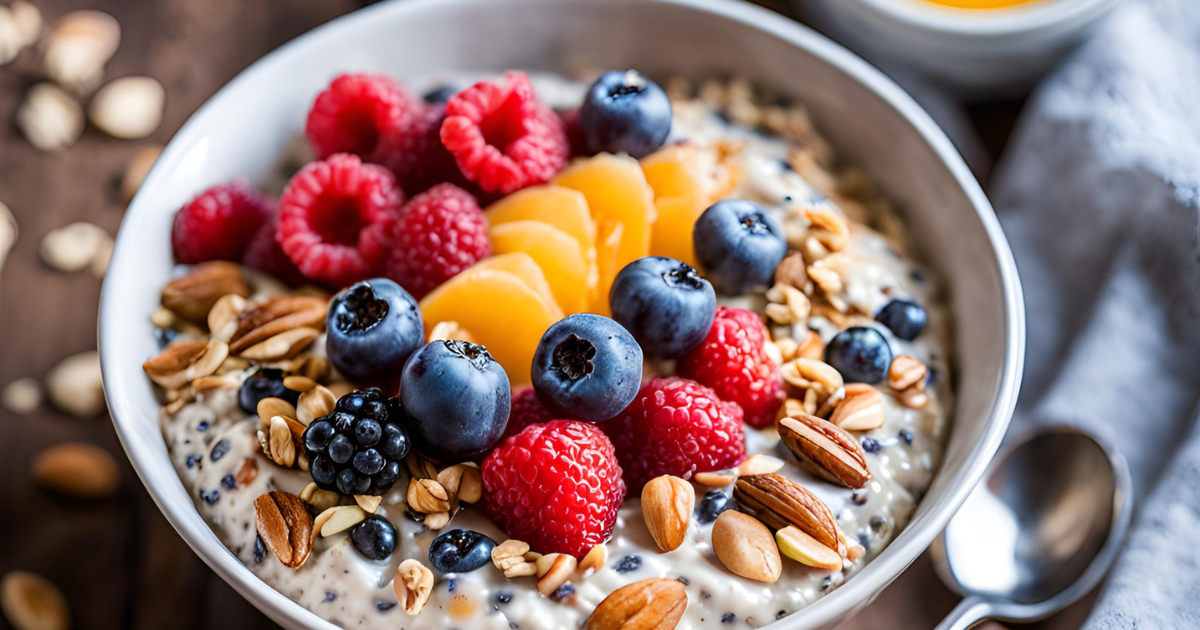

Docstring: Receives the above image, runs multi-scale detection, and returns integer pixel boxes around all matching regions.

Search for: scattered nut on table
[9,1,41,48]
[44,10,120,94]
[15,83,85,151]
[44,350,106,418]
[0,202,16,276]
[89,76,165,140]
[1,378,42,415]
[0,6,22,66]
[32,442,120,499]
[0,571,69,630]
[121,145,163,201]
[38,222,112,273]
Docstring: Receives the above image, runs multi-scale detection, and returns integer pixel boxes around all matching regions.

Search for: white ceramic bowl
[796,0,1121,96]
[99,0,1024,628]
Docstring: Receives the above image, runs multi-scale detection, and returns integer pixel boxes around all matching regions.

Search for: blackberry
[302,387,410,496]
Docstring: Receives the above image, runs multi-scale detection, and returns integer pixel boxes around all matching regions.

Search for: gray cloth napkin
[988,0,1200,626]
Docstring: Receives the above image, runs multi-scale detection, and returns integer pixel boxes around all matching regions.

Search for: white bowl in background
[795,0,1122,97]
[99,0,1024,628]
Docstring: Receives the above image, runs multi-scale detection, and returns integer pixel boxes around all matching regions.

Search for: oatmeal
[144,70,952,630]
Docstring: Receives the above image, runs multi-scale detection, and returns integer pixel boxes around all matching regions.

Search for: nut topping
[1,571,69,630]
[394,559,434,616]
[711,511,781,583]
[312,505,366,538]
[586,578,687,630]
[229,295,327,355]
[536,553,577,596]
[777,414,871,489]
[32,442,119,499]
[161,261,249,322]
[733,473,839,550]
[641,475,694,552]
[492,539,537,578]
[888,355,927,391]
[253,491,314,568]
[829,383,885,431]
[776,525,842,570]
[142,339,229,390]
[579,543,608,575]
[407,478,451,513]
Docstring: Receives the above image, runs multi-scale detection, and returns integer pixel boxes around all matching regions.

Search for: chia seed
[614,554,642,573]
[899,428,914,445]
[722,613,736,623]
[869,516,888,531]
[197,420,209,431]
[551,583,576,602]
[324,591,336,602]
[220,474,236,490]
[185,453,201,469]
[200,489,219,505]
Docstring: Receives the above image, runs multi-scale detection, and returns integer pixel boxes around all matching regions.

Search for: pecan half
[587,578,688,630]
[161,261,248,322]
[253,491,313,568]
[777,413,871,489]
[229,295,327,355]
[733,473,839,550]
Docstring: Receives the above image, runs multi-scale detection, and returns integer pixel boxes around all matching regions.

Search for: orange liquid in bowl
[921,0,1044,7]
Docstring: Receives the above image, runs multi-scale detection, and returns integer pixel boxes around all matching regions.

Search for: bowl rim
[99,0,1025,628]
[850,0,1121,37]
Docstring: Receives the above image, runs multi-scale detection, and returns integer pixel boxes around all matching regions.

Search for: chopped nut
[641,475,694,552]
[312,505,365,537]
[438,463,481,503]
[229,295,327,354]
[295,384,335,425]
[38,222,111,272]
[586,578,687,630]
[898,387,930,409]
[88,76,165,140]
[765,283,810,326]
[234,458,258,487]
[120,145,163,202]
[32,442,119,499]
[355,494,382,513]
[299,482,340,513]
[267,416,296,467]
[256,397,296,427]
[1,378,42,415]
[1,571,69,630]
[804,203,850,253]
[45,350,105,417]
[15,83,84,151]
[240,327,319,362]
[776,525,842,570]
[830,383,885,431]
[737,454,785,477]
[774,251,807,288]
[807,259,843,297]
[579,543,607,575]
[254,491,313,568]
[207,294,246,343]
[692,471,736,488]
[795,330,824,360]
[492,539,538,577]
[43,10,120,94]
[780,357,843,415]
[282,375,317,393]
[423,511,451,530]
[162,261,249,322]
[535,554,577,596]
[407,478,451,513]
[394,559,434,616]
[142,340,228,390]
[711,511,781,583]
[9,2,42,49]
[888,355,927,391]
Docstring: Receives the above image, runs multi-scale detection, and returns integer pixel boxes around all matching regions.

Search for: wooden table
[0,1,1087,628]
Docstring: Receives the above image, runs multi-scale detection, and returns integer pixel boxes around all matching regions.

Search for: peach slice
[554,154,657,315]
[419,253,563,385]
[642,142,741,267]
[490,221,589,315]
[484,185,597,267]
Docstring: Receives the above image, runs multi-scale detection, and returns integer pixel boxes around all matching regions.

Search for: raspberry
[277,154,404,287]
[385,183,489,299]
[677,307,785,429]
[241,213,306,287]
[305,73,416,160]
[439,72,570,195]
[171,182,273,264]
[605,377,745,490]
[500,386,556,442]
[373,103,468,195]
[482,420,626,558]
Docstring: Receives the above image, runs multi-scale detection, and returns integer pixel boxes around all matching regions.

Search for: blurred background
[0,0,1138,628]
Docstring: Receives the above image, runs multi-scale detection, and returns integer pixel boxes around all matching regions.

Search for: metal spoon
[931,426,1132,630]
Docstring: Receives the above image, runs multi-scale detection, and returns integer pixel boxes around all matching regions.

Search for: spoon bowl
[932,427,1132,629]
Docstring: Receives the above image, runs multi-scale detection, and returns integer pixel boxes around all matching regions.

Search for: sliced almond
[536,553,577,596]
[207,294,246,343]
[253,491,313,568]
[313,505,365,537]
[299,482,339,513]
[692,471,736,488]
[737,454,785,477]
[407,478,450,513]
[394,559,434,616]
[711,511,781,583]
[804,203,849,253]
[423,511,451,530]
[778,414,871,489]
[354,494,382,513]
[586,577,687,630]
[256,397,297,427]
[162,262,249,322]
[142,339,228,390]
[733,474,839,550]
[1,571,69,630]
[267,416,296,467]
[492,539,537,577]
[642,475,694,553]
[295,384,335,425]
[32,442,118,499]
[829,383,885,431]
[240,327,319,362]
[282,375,317,393]
[796,330,824,360]
[776,525,842,570]
[229,295,326,354]
[579,543,608,575]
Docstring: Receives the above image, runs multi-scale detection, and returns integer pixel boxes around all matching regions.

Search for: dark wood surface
[0,1,1065,629]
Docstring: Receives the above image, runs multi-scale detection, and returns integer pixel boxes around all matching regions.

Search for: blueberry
[825,327,892,384]
[579,70,672,158]
[861,437,882,454]
[400,340,510,460]
[693,199,786,295]
[427,529,496,574]
[220,474,236,490]
[697,489,734,524]
[614,555,642,573]
[531,314,642,422]
[609,257,716,358]
[350,516,396,561]
[422,85,457,104]
[375,602,396,612]
[899,428,914,445]
[302,387,410,496]
[326,279,424,384]
[209,439,230,462]
[200,489,219,505]
[875,299,927,341]
[253,535,266,563]
[237,370,300,414]
[495,592,512,605]
[185,453,200,469]
[722,613,736,623]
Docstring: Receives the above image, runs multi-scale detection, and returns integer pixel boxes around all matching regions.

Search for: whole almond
[587,578,687,630]
[641,475,694,552]
[32,442,119,499]
[162,261,249,322]
[778,414,871,489]
[711,511,781,583]
[1,571,69,630]
[733,474,839,551]
[253,491,313,568]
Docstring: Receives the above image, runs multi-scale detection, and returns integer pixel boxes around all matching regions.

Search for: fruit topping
[609,256,716,359]
[875,298,927,341]
[489,220,588,314]
[693,199,786,295]
[385,183,490,299]
[579,70,672,158]
[531,314,643,423]
[484,185,597,264]
[678,306,784,429]
[237,369,300,414]
[373,102,469,196]
[501,386,556,443]
[305,73,416,161]
[171,181,273,264]
[277,153,404,287]
[350,515,397,561]
[604,377,745,490]
[302,387,410,496]
[553,154,657,314]
[439,72,570,195]
[399,340,511,460]
[241,213,306,287]
[642,142,741,267]
[418,253,563,385]
[824,326,893,384]
[325,278,424,385]
[697,488,734,524]
[482,420,626,557]
[428,529,497,574]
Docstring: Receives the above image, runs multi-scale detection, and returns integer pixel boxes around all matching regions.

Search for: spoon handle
[933,596,993,630]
